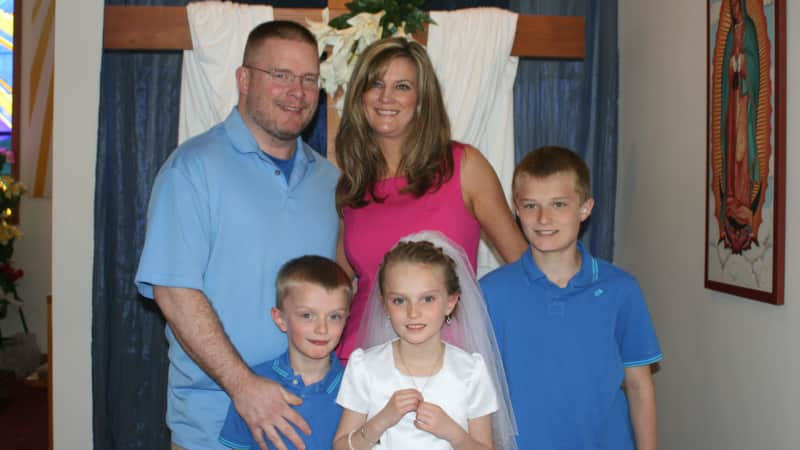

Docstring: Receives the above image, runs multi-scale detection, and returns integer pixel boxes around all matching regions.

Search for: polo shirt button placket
[274,169,281,176]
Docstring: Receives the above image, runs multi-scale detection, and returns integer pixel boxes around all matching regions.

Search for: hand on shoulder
[229,372,310,450]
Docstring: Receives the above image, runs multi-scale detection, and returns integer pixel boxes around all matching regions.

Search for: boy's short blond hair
[275,256,352,309]
[513,146,591,202]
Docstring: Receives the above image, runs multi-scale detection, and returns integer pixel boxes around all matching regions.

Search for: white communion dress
[337,340,498,449]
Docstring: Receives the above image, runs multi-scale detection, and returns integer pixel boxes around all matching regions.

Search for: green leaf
[331,0,434,38]
[329,13,353,29]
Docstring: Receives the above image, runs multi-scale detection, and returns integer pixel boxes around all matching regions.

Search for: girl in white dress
[333,231,516,450]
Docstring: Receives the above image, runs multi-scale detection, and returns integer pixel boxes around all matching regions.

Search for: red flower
[0,262,23,282]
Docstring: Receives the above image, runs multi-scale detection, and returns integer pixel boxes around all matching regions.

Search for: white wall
[0,198,52,351]
[618,1,799,449]
[51,0,101,447]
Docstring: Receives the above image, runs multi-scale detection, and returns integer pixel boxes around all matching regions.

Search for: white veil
[355,230,518,450]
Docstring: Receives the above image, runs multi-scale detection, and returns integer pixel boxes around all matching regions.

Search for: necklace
[396,342,445,395]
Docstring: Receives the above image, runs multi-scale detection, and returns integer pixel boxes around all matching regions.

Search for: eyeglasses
[244,65,320,90]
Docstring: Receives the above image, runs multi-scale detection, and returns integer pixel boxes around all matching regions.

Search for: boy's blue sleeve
[615,279,663,367]
[480,278,505,355]
[219,403,258,449]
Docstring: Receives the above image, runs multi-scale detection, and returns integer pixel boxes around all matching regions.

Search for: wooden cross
[103,3,584,156]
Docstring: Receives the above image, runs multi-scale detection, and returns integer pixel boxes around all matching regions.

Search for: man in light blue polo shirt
[135,21,339,450]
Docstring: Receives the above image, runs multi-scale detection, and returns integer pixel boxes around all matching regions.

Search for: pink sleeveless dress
[338,143,480,361]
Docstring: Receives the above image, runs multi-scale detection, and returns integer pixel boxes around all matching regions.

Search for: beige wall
[0,198,52,351]
[51,0,101,447]
[618,0,800,448]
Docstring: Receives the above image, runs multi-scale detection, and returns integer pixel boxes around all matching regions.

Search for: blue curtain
[94,50,178,449]
[93,2,185,449]
[95,0,181,449]
[511,0,618,261]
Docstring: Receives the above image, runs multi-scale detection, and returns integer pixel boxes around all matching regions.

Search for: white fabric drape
[178,2,274,144]
[426,8,519,277]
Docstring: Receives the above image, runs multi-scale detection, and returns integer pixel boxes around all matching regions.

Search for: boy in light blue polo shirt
[481,146,662,450]
[219,256,352,449]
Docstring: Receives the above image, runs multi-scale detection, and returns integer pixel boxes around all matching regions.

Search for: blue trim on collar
[219,435,251,449]
[269,351,344,393]
[326,370,343,394]
[623,353,663,368]
[271,357,290,379]
[521,242,599,287]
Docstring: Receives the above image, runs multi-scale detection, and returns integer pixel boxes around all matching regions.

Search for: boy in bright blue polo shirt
[219,256,352,449]
[481,146,662,450]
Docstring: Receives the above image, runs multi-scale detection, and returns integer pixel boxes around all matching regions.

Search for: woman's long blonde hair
[335,38,453,213]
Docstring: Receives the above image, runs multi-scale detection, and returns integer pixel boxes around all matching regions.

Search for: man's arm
[624,365,658,450]
[154,286,311,450]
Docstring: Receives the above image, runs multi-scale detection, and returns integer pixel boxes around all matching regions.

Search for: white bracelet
[347,428,357,450]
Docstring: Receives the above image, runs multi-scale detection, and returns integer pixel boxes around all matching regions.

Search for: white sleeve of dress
[336,348,371,414]
[467,352,499,419]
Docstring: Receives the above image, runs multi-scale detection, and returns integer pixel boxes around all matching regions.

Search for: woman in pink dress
[334,38,527,361]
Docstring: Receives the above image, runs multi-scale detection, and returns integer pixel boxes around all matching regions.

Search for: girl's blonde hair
[335,37,453,213]
[377,240,460,298]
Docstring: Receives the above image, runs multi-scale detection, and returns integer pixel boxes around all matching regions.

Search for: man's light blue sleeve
[135,163,211,299]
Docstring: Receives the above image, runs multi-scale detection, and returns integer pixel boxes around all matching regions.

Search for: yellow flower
[0,221,20,245]
[0,176,24,199]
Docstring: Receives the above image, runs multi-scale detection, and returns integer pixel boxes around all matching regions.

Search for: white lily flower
[346,11,383,30]
[306,8,334,57]
[308,8,418,99]
[319,62,339,96]
[305,7,331,36]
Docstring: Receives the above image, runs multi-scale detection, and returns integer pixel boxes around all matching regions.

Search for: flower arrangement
[307,0,434,107]
[0,147,24,322]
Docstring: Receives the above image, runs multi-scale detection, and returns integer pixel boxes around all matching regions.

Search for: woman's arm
[336,218,355,278]
[624,365,658,450]
[460,145,528,263]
